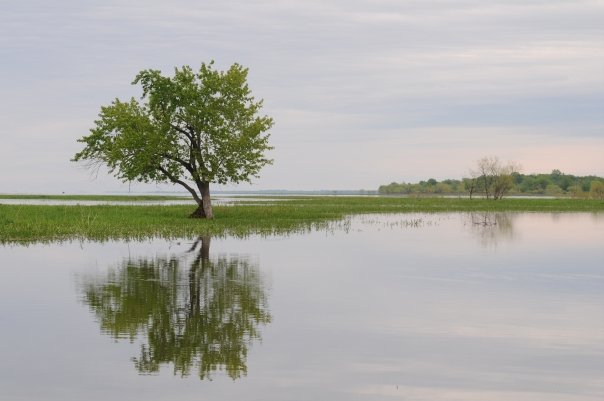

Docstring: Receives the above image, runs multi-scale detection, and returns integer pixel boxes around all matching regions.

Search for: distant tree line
[379,166,604,199]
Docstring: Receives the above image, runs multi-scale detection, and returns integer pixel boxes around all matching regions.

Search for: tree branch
[185,126,202,168]
[170,123,194,142]
[158,166,202,205]
[161,153,195,176]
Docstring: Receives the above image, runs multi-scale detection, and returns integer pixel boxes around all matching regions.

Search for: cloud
[1,0,602,191]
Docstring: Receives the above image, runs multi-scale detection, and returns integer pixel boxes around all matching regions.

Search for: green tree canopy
[73,62,274,218]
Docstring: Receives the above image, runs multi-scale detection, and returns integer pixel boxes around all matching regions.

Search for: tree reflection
[78,237,271,380]
[465,212,516,247]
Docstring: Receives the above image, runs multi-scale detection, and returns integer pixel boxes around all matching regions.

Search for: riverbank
[1,196,603,243]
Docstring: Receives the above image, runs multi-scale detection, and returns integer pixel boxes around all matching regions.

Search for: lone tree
[73,62,274,218]
[469,156,520,200]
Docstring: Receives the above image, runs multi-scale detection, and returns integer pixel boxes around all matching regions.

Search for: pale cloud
[0,0,602,192]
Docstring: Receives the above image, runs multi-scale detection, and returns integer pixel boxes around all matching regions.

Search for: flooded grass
[0,194,188,201]
[1,197,602,243]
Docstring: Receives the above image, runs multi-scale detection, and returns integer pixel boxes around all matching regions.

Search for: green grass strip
[1,197,602,244]
[0,194,188,201]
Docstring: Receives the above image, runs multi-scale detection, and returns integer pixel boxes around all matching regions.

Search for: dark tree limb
[170,123,194,142]
[161,153,195,176]
[158,166,201,205]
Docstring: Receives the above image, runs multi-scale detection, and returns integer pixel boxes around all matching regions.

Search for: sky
[1,0,603,193]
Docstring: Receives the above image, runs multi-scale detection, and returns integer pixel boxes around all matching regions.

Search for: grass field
[1,196,603,243]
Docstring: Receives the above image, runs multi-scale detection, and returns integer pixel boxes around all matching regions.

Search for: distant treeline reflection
[78,237,271,380]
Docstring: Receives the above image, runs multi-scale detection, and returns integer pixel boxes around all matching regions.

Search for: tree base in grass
[189,205,210,219]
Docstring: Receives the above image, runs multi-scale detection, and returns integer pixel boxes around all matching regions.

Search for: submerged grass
[0,194,188,201]
[1,196,603,244]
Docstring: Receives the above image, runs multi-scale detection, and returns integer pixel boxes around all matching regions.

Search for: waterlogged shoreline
[1,197,603,243]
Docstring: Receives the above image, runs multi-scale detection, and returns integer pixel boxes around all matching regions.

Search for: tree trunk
[189,203,206,218]
[201,182,213,219]
[190,181,213,219]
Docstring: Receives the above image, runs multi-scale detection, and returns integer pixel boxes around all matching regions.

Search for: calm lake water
[1,212,603,401]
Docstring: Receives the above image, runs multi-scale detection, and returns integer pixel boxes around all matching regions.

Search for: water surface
[1,212,602,400]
